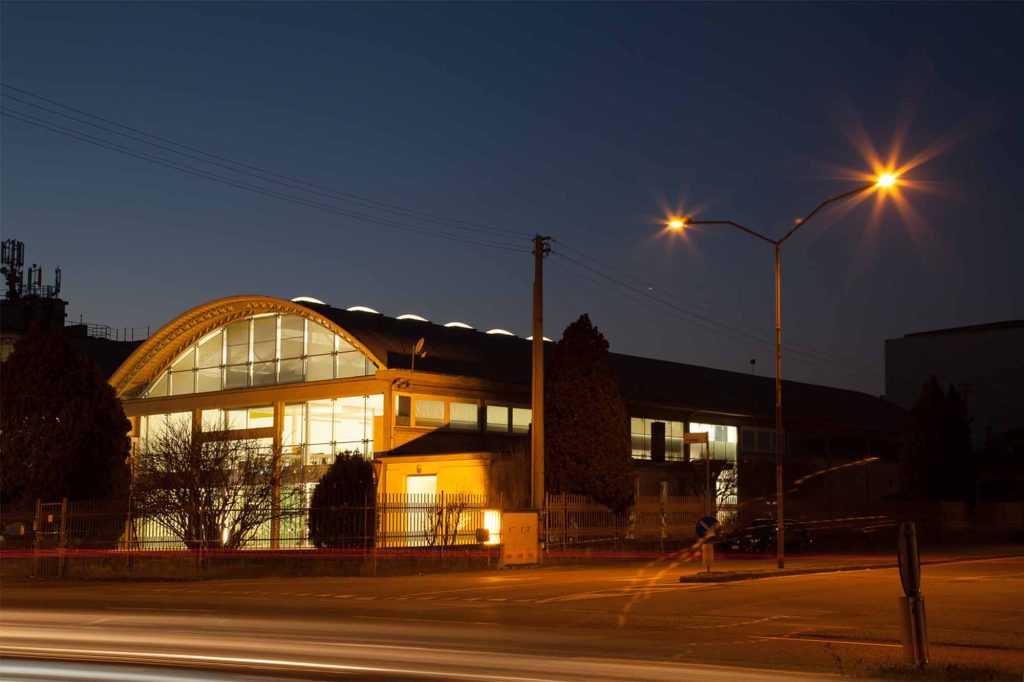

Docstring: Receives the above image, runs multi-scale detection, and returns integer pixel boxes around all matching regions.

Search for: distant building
[885,321,1024,448]
[0,239,145,371]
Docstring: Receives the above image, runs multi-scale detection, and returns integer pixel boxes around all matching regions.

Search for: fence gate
[33,499,67,578]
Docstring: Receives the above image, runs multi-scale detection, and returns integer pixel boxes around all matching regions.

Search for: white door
[406,475,437,546]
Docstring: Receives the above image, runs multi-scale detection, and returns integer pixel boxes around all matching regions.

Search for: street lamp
[667,173,898,569]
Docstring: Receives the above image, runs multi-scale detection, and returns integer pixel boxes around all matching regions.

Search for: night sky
[3,3,1022,396]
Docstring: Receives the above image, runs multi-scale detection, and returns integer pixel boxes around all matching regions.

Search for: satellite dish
[414,337,425,355]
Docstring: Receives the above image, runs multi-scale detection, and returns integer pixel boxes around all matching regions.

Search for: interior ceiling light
[291,296,326,305]
[397,314,430,322]
[346,305,381,314]
[444,321,474,329]
[486,328,516,336]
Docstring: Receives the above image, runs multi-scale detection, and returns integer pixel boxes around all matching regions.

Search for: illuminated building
[101,294,908,531]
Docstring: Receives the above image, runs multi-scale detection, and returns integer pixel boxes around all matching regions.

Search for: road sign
[695,516,720,539]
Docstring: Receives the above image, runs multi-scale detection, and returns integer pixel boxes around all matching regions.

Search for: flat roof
[899,320,1024,339]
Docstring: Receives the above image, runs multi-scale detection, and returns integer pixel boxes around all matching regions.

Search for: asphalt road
[2,555,1022,680]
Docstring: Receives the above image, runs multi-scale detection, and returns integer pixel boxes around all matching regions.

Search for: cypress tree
[0,326,130,505]
[545,314,635,513]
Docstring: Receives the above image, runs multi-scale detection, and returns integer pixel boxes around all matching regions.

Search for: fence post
[58,497,68,578]
[32,498,41,578]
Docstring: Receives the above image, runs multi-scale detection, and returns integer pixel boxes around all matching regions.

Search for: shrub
[308,453,376,549]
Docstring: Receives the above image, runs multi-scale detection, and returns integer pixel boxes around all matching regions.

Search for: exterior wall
[885,323,1024,446]
[377,452,492,498]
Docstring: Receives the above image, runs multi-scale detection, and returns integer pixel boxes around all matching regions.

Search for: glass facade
[689,422,739,508]
[138,412,192,445]
[143,314,375,398]
[630,417,685,460]
[283,395,384,466]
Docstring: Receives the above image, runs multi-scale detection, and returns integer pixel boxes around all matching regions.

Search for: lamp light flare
[667,217,688,230]
[875,172,898,189]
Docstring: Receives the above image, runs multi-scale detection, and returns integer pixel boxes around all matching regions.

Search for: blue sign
[696,516,720,539]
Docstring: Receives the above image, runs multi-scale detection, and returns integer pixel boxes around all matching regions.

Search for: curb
[678,552,1024,583]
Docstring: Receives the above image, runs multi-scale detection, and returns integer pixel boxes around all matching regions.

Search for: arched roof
[110,295,384,398]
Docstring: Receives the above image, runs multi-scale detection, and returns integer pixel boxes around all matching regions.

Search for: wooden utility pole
[531,235,550,511]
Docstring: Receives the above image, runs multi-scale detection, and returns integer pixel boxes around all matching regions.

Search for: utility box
[501,512,539,566]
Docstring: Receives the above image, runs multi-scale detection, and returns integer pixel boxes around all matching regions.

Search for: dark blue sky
[3,3,1022,395]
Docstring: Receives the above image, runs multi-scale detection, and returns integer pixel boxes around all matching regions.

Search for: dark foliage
[0,326,130,506]
[308,453,376,548]
[544,314,635,513]
[900,376,974,500]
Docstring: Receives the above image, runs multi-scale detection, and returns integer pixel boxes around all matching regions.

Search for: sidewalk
[677,544,1024,583]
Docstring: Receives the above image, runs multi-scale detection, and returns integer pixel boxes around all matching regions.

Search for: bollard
[702,541,714,573]
[897,522,929,666]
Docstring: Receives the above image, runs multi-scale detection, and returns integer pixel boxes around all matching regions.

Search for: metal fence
[4,492,709,557]
[545,493,705,550]
[2,493,500,554]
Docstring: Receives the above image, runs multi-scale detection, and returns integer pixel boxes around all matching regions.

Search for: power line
[1,83,527,241]
[1,107,531,254]
[552,239,882,374]
[1,85,882,378]
[549,252,878,380]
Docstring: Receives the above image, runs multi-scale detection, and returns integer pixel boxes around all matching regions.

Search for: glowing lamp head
[667,217,689,230]
[876,173,897,189]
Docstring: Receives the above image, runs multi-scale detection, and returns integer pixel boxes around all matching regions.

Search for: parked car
[718,518,812,554]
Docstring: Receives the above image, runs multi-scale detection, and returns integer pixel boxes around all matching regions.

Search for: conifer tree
[308,453,376,548]
[545,314,635,513]
[0,326,130,505]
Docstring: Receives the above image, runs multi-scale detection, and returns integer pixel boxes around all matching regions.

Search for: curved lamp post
[668,173,898,569]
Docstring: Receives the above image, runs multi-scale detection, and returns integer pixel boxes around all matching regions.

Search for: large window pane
[279,358,304,384]
[226,319,248,345]
[306,354,333,381]
[335,396,370,454]
[308,400,334,444]
[169,370,193,396]
[307,323,334,355]
[225,408,248,429]
[450,402,478,430]
[248,406,274,429]
[201,409,225,430]
[147,372,169,398]
[226,320,249,364]
[252,361,276,386]
[486,405,509,432]
[396,395,411,427]
[280,315,304,359]
[336,351,366,378]
[415,399,445,427]
[196,332,222,368]
[512,407,532,434]
[142,412,191,444]
[196,367,221,393]
[225,364,248,389]
[630,417,649,459]
[283,404,305,448]
[253,317,276,362]
[172,348,195,371]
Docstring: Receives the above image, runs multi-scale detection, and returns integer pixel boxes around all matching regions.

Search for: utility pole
[531,235,550,511]
[774,244,785,569]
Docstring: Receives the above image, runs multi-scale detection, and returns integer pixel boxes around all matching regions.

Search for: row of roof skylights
[291,296,551,340]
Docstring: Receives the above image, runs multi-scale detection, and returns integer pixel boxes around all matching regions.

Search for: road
[2,555,1022,680]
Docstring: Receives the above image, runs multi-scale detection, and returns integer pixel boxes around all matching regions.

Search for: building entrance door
[406,474,437,546]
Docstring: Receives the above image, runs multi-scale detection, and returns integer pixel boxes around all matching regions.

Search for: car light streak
[0,646,565,682]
